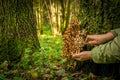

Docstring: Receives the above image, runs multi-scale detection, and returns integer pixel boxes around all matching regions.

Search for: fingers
[85,35,92,42]
[85,35,99,46]
[73,57,86,61]
[85,35,95,45]
[71,51,92,61]
[71,52,82,61]
[88,41,99,46]
[71,52,81,58]
[71,53,85,61]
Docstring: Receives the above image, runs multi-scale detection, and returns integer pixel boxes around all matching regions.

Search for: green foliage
[42,25,52,35]
[0,33,112,80]
[0,74,9,80]
[1,0,119,79]
[13,77,23,80]
[79,0,120,34]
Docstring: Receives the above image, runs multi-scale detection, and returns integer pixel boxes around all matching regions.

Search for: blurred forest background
[0,0,120,80]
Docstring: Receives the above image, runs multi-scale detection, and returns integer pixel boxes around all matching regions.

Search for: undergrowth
[0,25,110,80]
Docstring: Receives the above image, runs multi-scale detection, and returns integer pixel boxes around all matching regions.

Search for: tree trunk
[34,0,43,36]
[49,1,58,36]
[64,0,71,34]
[56,0,61,35]
[44,0,61,36]
[0,0,40,67]
[60,0,72,34]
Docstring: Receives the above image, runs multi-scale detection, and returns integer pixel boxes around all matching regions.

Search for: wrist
[88,51,92,60]
[100,32,115,43]
[83,51,92,60]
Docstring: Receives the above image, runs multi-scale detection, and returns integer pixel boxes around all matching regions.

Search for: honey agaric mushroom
[62,19,87,70]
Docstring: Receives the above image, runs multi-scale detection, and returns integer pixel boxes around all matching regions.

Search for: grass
[0,25,110,80]
[19,34,110,80]
[20,34,67,80]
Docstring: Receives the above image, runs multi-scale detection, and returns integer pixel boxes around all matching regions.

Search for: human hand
[85,32,115,46]
[71,51,92,61]
[85,35,104,46]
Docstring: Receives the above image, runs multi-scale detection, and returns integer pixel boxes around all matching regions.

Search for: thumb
[71,53,81,58]
[85,35,93,42]
[88,41,98,45]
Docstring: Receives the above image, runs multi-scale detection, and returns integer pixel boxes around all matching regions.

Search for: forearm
[100,32,115,43]
[102,28,120,43]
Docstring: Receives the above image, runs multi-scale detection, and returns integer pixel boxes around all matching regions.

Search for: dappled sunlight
[39,34,63,54]
[39,34,63,46]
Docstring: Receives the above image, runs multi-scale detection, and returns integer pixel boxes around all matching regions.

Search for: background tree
[0,0,40,68]
[33,0,44,36]
[44,0,61,36]
[79,0,120,33]
[34,0,73,36]
[60,0,72,34]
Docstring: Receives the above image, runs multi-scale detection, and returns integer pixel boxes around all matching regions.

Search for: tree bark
[64,0,71,34]
[60,0,72,34]
[44,0,61,36]
[34,0,43,35]
[0,0,40,67]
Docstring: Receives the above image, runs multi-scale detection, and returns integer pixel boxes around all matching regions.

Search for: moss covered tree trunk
[0,0,40,67]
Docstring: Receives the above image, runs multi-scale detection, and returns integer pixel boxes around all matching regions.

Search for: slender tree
[33,0,43,35]
[60,0,72,34]
[44,0,61,36]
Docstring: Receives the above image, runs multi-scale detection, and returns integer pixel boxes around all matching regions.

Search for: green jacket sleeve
[91,28,120,64]
[111,28,120,36]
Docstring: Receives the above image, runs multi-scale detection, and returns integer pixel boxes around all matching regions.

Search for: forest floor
[0,34,111,80]
[0,22,114,80]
